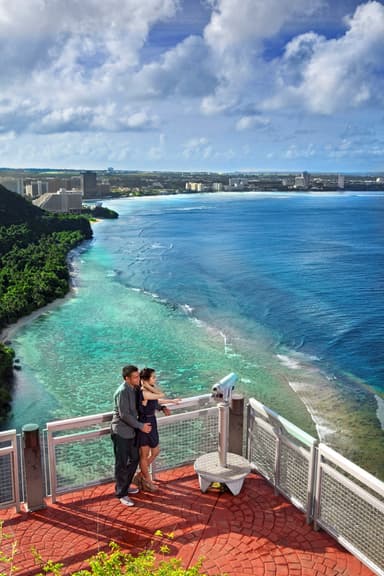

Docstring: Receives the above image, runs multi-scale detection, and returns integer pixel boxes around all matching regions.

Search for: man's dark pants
[111,433,139,498]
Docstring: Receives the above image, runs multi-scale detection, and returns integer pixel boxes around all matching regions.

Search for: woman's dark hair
[140,367,155,382]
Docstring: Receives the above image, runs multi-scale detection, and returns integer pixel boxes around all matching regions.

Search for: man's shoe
[128,485,140,494]
[119,496,135,507]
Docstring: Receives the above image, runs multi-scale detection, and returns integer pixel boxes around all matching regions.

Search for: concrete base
[194,452,251,496]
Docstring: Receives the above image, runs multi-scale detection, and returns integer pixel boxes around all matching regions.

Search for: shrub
[0,526,226,576]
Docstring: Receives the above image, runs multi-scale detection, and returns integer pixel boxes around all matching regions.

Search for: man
[111,364,151,506]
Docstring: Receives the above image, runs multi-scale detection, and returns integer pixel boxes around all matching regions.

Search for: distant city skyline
[0,0,384,173]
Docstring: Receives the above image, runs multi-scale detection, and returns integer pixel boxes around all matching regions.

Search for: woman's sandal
[133,472,143,489]
[141,478,158,492]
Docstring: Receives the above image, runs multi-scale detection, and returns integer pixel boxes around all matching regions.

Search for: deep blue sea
[5,192,384,474]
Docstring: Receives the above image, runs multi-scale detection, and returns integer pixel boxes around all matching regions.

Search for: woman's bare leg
[139,445,151,481]
[147,445,160,466]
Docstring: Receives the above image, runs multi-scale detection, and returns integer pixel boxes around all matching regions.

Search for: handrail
[3,390,384,575]
[45,394,213,433]
[46,394,216,502]
[314,443,384,576]
[248,397,317,447]
[247,398,318,524]
[248,398,384,576]
[317,443,384,497]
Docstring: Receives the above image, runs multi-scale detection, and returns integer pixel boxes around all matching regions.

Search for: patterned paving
[0,466,375,576]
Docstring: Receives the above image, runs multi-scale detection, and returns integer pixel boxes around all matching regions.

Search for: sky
[0,0,384,173]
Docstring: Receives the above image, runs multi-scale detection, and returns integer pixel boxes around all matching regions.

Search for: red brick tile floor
[0,466,375,576]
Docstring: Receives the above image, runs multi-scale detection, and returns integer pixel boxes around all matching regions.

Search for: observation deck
[0,384,382,575]
[0,465,375,576]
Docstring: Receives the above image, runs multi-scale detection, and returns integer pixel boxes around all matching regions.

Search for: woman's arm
[161,398,181,404]
[142,388,165,400]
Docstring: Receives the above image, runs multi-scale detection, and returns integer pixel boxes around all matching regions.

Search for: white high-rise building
[0,178,24,195]
[25,180,48,198]
[294,171,310,189]
[33,188,82,213]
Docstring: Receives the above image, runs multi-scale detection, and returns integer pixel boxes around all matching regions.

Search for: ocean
[5,192,384,477]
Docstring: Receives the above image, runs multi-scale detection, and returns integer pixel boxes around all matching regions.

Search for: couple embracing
[111,364,179,507]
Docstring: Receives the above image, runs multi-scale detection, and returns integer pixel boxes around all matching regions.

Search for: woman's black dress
[137,391,159,448]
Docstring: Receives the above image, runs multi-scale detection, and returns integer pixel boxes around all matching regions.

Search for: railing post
[229,393,244,456]
[22,423,45,511]
[218,402,229,467]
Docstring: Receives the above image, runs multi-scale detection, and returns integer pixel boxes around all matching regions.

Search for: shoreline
[1,230,95,345]
[278,349,384,471]
[3,204,383,478]
[0,238,92,345]
[0,291,74,344]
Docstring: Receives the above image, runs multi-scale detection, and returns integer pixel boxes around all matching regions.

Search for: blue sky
[0,0,383,173]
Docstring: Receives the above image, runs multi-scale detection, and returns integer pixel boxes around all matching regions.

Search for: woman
[135,368,180,492]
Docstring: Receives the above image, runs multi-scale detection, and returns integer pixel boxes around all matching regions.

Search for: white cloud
[201,0,324,116]
[236,115,270,131]
[133,35,216,99]
[0,0,178,132]
[182,137,211,158]
[266,1,384,113]
[204,0,324,53]
[1,0,384,171]
[284,142,317,159]
[0,130,15,141]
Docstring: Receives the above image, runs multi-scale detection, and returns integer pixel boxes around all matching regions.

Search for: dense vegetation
[82,205,118,219]
[0,529,223,576]
[0,185,93,423]
[0,343,14,415]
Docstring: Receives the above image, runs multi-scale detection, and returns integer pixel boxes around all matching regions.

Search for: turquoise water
[6,193,384,475]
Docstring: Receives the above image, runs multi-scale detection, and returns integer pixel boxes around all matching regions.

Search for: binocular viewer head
[211,372,237,402]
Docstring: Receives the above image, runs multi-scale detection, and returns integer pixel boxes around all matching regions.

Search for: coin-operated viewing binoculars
[211,372,237,404]
[194,372,251,495]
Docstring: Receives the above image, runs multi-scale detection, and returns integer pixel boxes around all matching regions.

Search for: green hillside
[0,185,93,422]
[0,184,45,224]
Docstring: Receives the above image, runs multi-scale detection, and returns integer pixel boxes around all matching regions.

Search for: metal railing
[46,411,114,503]
[247,398,384,576]
[0,429,20,512]
[46,393,215,502]
[247,397,318,522]
[2,391,384,576]
[314,444,384,576]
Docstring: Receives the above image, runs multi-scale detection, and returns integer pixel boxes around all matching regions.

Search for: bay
[5,192,384,477]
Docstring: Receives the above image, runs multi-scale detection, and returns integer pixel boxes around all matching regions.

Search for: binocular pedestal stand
[194,400,250,495]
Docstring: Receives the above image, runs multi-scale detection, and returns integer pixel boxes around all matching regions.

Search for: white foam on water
[288,380,337,441]
[276,354,301,370]
[180,304,194,315]
[375,395,384,430]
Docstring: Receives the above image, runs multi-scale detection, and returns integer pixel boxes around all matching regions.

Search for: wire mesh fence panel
[316,464,384,575]
[54,434,114,493]
[155,409,218,471]
[0,431,20,510]
[278,440,311,512]
[46,405,218,498]
[247,418,276,483]
[0,452,14,506]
